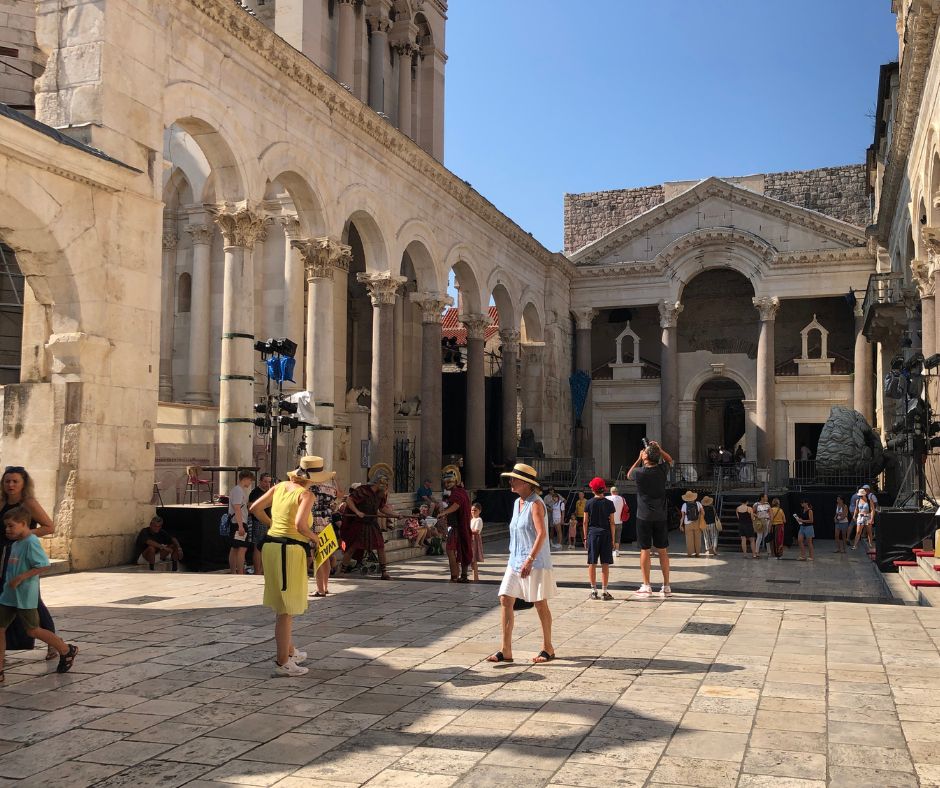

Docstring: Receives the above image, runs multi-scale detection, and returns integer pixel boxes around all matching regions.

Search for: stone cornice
[187,0,559,270]
[876,3,939,244]
[570,177,867,265]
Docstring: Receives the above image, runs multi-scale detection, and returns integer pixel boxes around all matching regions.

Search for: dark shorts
[636,519,669,550]
[253,523,269,548]
[587,529,613,565]
[229,530,250,550]
[0,605,40,631]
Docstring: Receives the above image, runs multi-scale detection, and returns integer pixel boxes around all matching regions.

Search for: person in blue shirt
[0,507,76,682]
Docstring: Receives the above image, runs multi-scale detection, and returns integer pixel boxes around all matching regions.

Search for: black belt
[263,536,311,591]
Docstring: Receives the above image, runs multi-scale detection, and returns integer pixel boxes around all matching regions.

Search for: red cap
[588,477,607,494]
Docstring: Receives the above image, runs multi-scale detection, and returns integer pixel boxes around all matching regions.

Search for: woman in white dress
[487,463,557,665]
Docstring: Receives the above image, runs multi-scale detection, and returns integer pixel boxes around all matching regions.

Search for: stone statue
[397,396,421,416]
[815,406,885,475]
[517,428,544,459]
[337,428,350,461]
[345,386,370,412]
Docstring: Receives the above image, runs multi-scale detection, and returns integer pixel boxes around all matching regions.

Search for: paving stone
[78,740,173,766]
[742,748,828,780]
[201,759,296,786]
[158,736,258,766]
[241,733,349,766]
[650,755,741,787]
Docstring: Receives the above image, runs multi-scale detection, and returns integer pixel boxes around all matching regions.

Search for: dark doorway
[441,372,504,487]
[610,423,645,479]
[794,422,823,480]
[695,378,746,462]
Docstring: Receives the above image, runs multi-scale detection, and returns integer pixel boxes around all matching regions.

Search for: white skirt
[498,564,557,602]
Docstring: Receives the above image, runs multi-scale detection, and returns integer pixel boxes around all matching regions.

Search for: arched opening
[177,273,192,314]
[345,221,374,395]
[0,241,25,385]
[678,269,757,356]
[695,378,746,463]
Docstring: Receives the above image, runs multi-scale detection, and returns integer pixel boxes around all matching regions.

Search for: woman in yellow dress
[249,456,333,677]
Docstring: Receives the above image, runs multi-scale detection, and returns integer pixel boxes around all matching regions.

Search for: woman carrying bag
[679,491,703,557]
[701,495,721,556]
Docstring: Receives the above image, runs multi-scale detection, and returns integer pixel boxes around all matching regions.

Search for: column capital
[460,313,491,341]
[912,258,936,298]
[293,237,352,281]
[499,329,521,355]
[409,291,453,324]
[923,226,940,258]
[658,300,683,328]
[162,230,178,250]
[357,271,406,305]
[572,307,598,331]
[392,40,418,57]
[185,223,213,246]
[853,297,864,318]
[208,202,266,250]
[753,296,780,322]
[521,341,545,360]
[277,215,302,240]
[366,0,392,33]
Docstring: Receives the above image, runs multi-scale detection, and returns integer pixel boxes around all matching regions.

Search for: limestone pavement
[0,551,938,787]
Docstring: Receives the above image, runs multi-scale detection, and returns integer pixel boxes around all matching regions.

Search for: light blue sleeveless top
[508,492,553,572]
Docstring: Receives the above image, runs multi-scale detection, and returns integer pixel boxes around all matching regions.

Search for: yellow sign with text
[314,524,339,571]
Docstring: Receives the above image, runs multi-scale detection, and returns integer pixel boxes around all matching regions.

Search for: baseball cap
[588,477,607,494]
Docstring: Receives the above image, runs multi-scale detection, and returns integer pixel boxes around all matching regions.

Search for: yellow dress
[262,483,311,615]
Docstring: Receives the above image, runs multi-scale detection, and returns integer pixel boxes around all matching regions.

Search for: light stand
[253,338,306,479]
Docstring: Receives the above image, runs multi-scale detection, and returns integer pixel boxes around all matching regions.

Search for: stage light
[278,415,304,430]
[271,338,298,358]
[253,401,268,414]
[926,353,940,370]
[277,399,298,415]
[252,416,269,430]
[254,340,272,354]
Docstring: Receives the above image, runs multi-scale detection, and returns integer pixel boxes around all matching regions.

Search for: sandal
[56,644,78,674]
[312,592,326,597]
[486,651,513,663]
[532,650,555,664]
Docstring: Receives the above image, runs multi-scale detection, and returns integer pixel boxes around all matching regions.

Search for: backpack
[219,512,233,536]
[621,499,631,522]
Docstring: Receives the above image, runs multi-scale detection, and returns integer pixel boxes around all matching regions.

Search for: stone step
[917,553,940,580]
[385,545,431,564]
[898,563,940,607]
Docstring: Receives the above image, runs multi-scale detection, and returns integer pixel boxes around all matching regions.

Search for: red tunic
[444,484,473,571]
[341,484,387,555]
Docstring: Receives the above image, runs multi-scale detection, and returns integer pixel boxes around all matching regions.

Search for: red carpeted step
[893,560,918,567]
[909,579,940,588]
[914,549,935,557]
[933,565,940,572]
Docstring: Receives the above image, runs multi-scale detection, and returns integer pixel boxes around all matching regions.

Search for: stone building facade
[0,0,572,568]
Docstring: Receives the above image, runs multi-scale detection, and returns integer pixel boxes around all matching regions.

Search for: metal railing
[789,461,878,491]
[668,462,761,488]
[530,457,594,490]
[862,271,905,315]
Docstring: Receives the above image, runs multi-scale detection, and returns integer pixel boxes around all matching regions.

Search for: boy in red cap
[583,477,616,600]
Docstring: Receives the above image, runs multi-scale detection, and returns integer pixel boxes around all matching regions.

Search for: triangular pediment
[570,177,868,266]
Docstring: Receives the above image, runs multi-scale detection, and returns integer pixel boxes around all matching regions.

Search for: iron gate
[393,437,415,493]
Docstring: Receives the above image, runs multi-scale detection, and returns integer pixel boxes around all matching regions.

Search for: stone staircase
[717,494,749,547]
[892,550,940,606]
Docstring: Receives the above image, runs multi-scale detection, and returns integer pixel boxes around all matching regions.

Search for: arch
[163,127,210,204]
[395,218,443,290]
[162,82,256,202]
[521,301,543,342]
[258,142,334,235]
[683,365,755,403]
[162,167,195,214]
[401,239,440,292]
[656,227,777,300]
[444,243,484,314]
[489,281,517,331]
[177,272,192,313]
[343,210,391,272]
[929,150,940,228]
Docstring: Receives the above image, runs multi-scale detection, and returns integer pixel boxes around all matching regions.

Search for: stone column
[184,221,213,405]
[658,300,683,458]
[393,42,415,137]
[411,292,452,485]
[500,329,521,465]
[520,342,546,444]
[358,271,406,469]
[294,237,352,467]
[853,300,873,423]
[367,7,391,113]
[159,229,177,402]
[210,203,266,489]
[753,296,780,467]
[462,313,490,490]
[279,216,304,391]
[913,259,936,356]
[572,308,597,459]
[336,0,356,87]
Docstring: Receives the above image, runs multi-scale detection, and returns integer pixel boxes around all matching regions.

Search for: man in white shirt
[543,488,564,549]
[607,486,627,558]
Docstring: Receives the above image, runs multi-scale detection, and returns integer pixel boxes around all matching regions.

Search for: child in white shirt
[470,503,484,581]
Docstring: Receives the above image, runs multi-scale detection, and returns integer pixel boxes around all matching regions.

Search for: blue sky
[444,1,898,252]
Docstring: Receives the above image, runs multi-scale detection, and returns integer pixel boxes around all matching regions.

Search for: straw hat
[682,490,698,502]
[857,487,867,496]
[701,495,714,506]
[288,456,334,485]
[441,464,462,485]
[500,462,542,490]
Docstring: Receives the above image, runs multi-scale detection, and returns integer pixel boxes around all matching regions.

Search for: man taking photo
[627,440,673,598]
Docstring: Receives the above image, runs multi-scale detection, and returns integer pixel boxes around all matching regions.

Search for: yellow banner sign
[314,524,339,571]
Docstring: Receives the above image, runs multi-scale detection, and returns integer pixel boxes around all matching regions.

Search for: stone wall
[0,0,42,112]
[564,164,871,253]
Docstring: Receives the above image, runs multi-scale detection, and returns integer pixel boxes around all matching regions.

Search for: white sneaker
[660,585,672,597]
[635,584,652,598]
[272,659,309,678]
[290,649,307,665]
[613,550,619,558]
[552,543,561,550]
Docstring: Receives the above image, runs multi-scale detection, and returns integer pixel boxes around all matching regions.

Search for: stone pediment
[570,177,868,267]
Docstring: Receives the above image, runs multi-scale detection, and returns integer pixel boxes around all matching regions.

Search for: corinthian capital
[499,329,521,355]
[185,223,213,246]
[572,307,598,331]
[658,300,683,328]
[366,0,392,33]
[460,313,491,341]
[924,226,940,260]
[294,237,352,281]
[913,258,935,298]
[277,215,302,241]
[208,202,266,250]
[410,291,453,324]
[357,271,406,306]
[753,296,780,322]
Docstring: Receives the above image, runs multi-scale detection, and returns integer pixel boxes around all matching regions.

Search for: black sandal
[486,651,513,663]
[56,644,78,674]
[532,650,555,664]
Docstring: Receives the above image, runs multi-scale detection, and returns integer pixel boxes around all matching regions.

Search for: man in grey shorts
[627,441,674,598]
